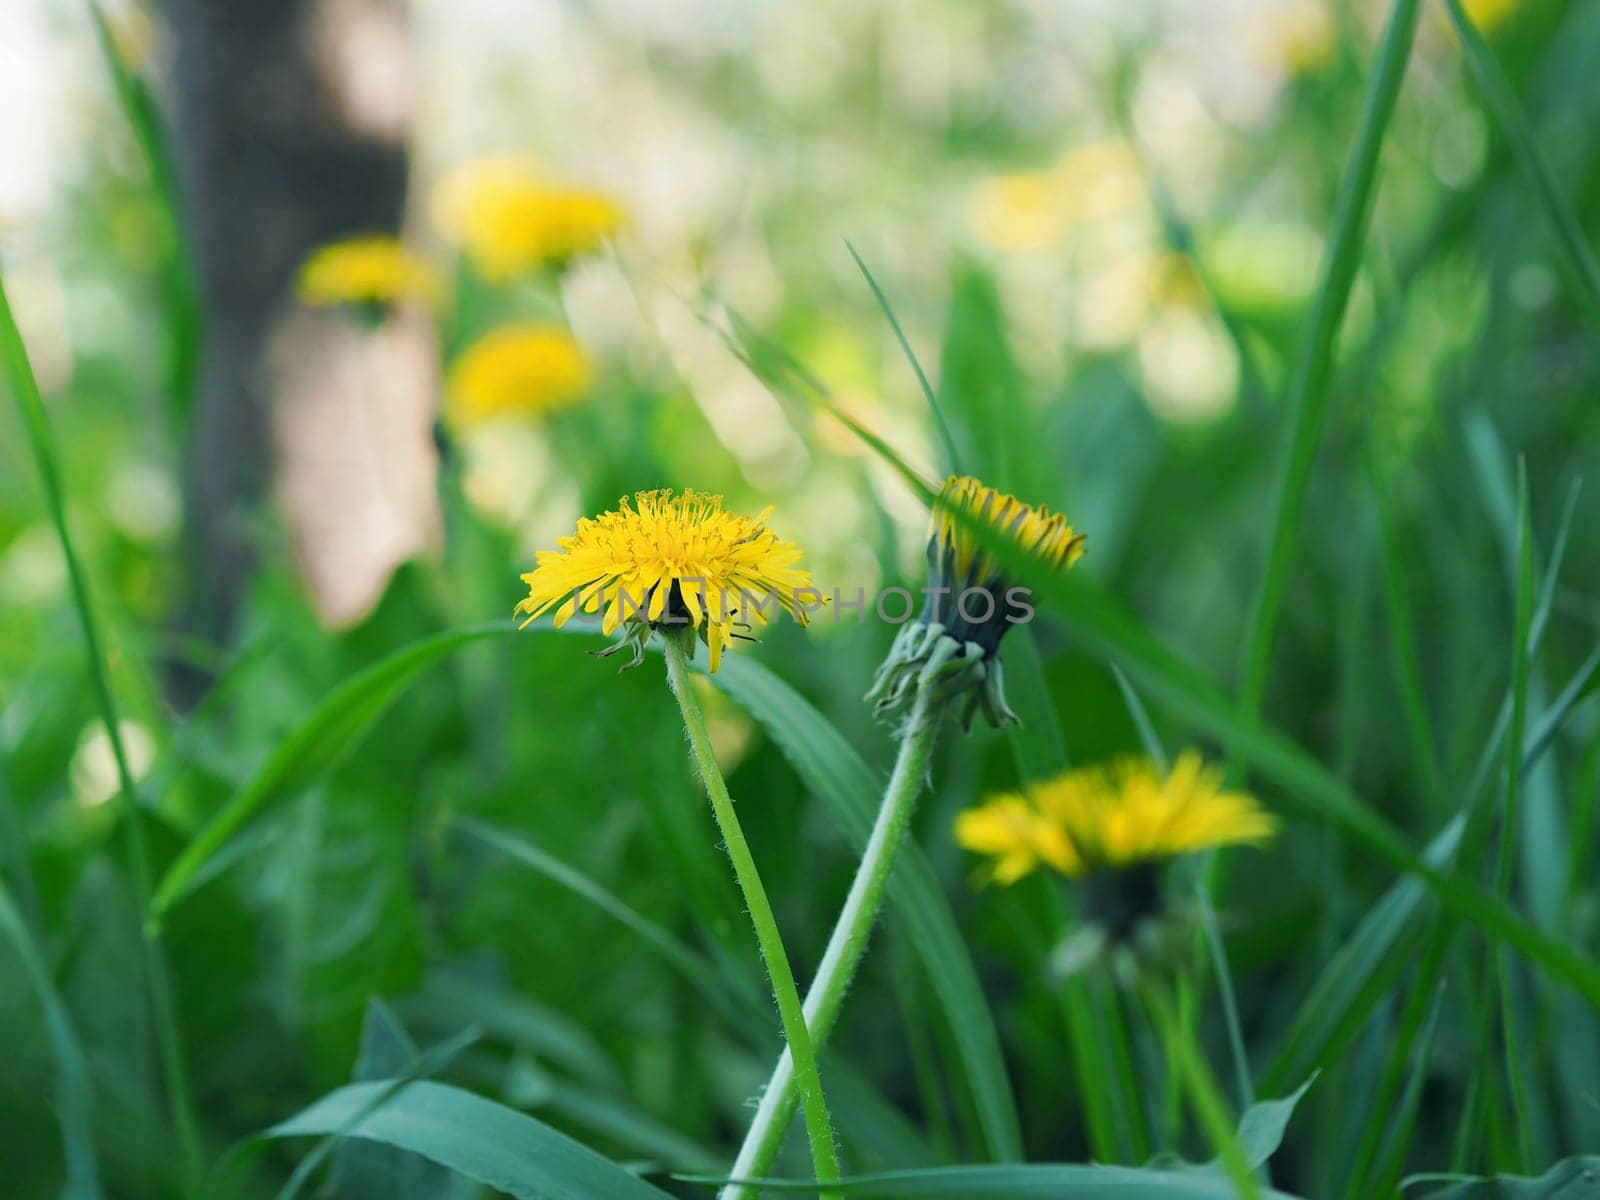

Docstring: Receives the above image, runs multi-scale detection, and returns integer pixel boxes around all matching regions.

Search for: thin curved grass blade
[150,623,510,920]
[0,880,104,1200]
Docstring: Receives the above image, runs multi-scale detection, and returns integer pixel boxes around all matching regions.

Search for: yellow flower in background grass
[515,489,816,672]
[970,141,1143,254]
[1462,0,1518,31]
[295,235,438,309]
[434,156,626,280]
[447,324,591,427]
[956,750,1276,884]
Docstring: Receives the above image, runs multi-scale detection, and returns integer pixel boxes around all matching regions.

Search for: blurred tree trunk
[165,0,426,697]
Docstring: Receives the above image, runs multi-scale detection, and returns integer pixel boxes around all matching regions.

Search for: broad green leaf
[277,1022,478,1200]
[1235,1075,1316,1170]
[710,652,1025,1162]
[327,1000,453,1200]
[683,1164,1309,1197]
[1407,1157,1600,1198]
[0,880,104,1200]
[267,1080,673,1200]
[150,623,509,919]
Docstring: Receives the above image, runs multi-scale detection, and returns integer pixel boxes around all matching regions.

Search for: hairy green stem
[0,270,205,1195]
[721,685,939,1198]
[662,635,840,1194]
[1142,978,1261,1200]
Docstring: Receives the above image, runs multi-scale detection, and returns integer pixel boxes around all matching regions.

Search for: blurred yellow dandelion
[956,750,1275,883]
[434,155,626,280]
[971,141,1145,254]
[446,323,592,427]
[1254,1,1336,75]
[295,235,438,309]
[515,489,816,672]
[970,170,1074,254]
[1462,0,1518,31]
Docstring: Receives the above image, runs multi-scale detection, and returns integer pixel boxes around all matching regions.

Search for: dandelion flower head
[447,323,591,428]
[956,750,1275,883]
[295,235,439,309]
[515,489,815,672]
[435,155,626,280]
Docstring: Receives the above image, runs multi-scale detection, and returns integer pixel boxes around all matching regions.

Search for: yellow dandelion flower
[515,489,816,673]
[930,476,1086,625]
[295,235,439,309]
[957,750,1276,884]
[953,795,1081,885]
[447,324,591,427]
[868,475,1085,728]
[1462,0,1518,31]
[434,156,626,281]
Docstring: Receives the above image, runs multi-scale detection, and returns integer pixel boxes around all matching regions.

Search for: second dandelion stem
[662,634,840,1194]
[722,683,941,1198]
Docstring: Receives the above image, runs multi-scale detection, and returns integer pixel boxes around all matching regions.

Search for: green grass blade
[679,1165,1310,1197]
[708,653,1025,1162]
[456,817,714,985]
[1238,0,1423,719]
[1368,452,1441,806]
[399,969,621,1092]
[845,241,963,476]
[706,299,938,502]
[85,0,202,419]
[1443,0,1600,323]
[150,623,509,920]
[0,257,204,1192]
[266,1080,676,1200]
[1368,984,1447,1200]
[1483,464,1537,1167]
[506,1063,723,1175]
[1198,889,1254,1111]
[453,816,762,1038]
[1008,644,1149,1163]
[1111,664,1169,771]
[0,879,105,1200]
[1400,1156,1600,1198]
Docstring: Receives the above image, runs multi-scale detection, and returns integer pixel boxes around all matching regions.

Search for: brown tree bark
[165,0,427,692]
